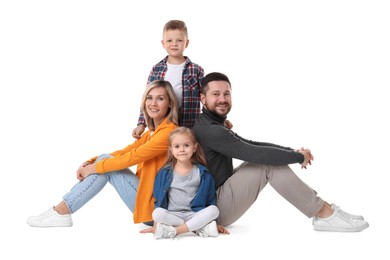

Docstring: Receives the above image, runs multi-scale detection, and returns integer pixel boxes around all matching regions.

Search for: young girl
[152,127,219,239]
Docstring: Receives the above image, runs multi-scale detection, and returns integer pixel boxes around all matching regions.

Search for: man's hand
[297,147,314,169]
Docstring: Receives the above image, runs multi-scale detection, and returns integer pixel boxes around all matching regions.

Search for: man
[192,72,369,232]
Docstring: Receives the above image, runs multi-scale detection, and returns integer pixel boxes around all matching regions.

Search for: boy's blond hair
[163,20,188,38]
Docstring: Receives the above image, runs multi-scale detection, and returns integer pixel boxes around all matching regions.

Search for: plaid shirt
[137,56,204,128]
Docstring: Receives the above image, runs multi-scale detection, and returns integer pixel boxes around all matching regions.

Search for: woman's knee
[96,153,113,162]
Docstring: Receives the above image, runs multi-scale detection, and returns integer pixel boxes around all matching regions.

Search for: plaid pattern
[137,56,204,128]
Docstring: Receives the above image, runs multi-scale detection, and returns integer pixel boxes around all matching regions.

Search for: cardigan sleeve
[86,135,144,165]
[94,122,176,173]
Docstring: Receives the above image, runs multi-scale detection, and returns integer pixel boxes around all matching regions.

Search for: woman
[27,80,179,227]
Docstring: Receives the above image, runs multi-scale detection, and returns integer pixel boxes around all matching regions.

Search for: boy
[132,20,204,138]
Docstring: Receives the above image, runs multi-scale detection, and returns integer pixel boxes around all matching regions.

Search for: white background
[1,0,389,259]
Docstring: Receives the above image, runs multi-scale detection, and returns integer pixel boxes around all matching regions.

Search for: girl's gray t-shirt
[167,165,200,212]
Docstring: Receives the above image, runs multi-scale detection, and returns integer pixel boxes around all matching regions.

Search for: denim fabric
[63,154,139,214]
[153,163,216,211]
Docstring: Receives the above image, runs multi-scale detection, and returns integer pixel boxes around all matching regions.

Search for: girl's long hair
[163,127,207,168]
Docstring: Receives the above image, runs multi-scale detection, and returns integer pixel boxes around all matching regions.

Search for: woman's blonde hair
[141,80,179,131]
[164,127,207,168]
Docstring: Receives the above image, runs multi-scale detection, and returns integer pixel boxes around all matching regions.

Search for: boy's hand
[224,119,233,129]
[132,125,146,139]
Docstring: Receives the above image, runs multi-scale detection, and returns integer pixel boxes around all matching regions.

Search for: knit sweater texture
[192,108,304,188]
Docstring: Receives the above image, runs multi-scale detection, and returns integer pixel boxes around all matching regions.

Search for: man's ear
[200,93,206,105]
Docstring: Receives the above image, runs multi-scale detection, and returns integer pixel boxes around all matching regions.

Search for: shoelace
[40,208,56,219]
[334,208,355,222]
[167,230,178,240]
[332,204,363,220]
[165,227,178,240]
[195,229,209,238]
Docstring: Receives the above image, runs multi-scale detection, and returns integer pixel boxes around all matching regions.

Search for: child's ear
[194,143,198,152]
[185,39,189,48]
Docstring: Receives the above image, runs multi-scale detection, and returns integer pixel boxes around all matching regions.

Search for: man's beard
[206,102,230,116]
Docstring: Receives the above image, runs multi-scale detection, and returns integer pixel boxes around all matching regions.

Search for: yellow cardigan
[87,118,177,223]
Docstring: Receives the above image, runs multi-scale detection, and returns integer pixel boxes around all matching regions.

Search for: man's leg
[216,162,269,226]
[216,162,324,226]
[267,165,324,218]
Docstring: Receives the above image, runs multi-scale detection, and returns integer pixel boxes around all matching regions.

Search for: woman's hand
[76,162,96,181]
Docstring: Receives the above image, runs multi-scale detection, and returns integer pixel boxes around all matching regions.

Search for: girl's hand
[139,226,154,234]
[217,225,230,234]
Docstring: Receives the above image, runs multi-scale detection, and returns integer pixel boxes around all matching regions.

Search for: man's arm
[201,125,304,166]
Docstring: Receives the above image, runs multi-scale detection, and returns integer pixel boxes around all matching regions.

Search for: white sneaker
[154,223,177,239]
[196,221,219,238]
[331,204,364,220]
[313,208,369,232]
[27,207,73,227]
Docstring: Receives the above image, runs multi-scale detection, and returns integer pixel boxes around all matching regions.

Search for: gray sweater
[192,108,305,188]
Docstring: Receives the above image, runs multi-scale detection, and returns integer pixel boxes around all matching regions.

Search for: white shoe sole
[314,222,369,232]
[27,221,73,227]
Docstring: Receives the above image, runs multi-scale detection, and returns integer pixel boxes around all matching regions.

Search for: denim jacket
[153,163,216,212]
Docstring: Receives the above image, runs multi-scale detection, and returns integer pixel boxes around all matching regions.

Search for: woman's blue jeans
[63,154,139,214]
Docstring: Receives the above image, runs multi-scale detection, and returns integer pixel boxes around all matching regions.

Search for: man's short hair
[201,72,231,94]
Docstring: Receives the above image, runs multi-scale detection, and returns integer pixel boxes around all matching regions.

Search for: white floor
[7,185,387,260]
[1,1,389,259]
